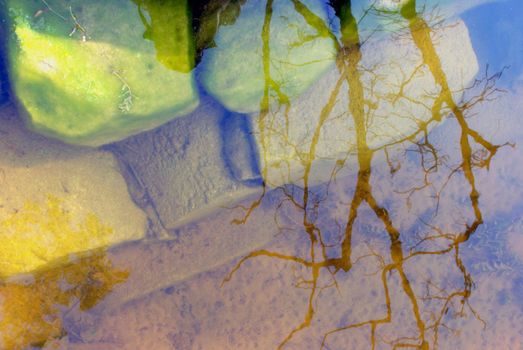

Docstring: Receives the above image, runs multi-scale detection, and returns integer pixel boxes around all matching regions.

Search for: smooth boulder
[199,0,338,113]
[249,19,479,187]
[4,0,198,146]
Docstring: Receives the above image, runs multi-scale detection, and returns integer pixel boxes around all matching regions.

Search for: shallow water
[1,0,523,349]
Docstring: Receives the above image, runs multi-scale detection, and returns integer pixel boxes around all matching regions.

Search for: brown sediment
[0,250,128,350]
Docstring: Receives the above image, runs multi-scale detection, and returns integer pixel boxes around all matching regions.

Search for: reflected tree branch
[223,0,507,348]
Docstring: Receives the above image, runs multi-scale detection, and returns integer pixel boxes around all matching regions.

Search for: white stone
[250,19,479,187]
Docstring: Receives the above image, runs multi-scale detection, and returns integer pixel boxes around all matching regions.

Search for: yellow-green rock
[0,105,148,278]
[5,0,198,146]
[133,0,195,73]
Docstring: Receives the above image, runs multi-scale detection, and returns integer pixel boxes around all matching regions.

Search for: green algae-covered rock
[133,0,195,73]
[4,0,198,146]
[193,0,246,57]
[199,0,338,113]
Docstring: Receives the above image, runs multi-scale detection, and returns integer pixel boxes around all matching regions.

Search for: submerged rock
[4,0,198,146]
[71,189,285,313]
[198,0,338,113]
[250,19,479,187]
[193,0,247,61]
[110,14,479,233]
[0,104,148,277]
[109,96,262,233]
[346,0,508,42]
[132,0,195,73]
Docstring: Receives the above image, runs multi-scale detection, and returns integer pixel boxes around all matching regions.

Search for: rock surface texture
[109,97,262,233]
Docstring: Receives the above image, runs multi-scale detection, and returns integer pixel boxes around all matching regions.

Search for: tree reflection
[225,1,509,349]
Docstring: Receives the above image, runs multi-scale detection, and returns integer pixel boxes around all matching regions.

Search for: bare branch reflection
[224,1,509,348]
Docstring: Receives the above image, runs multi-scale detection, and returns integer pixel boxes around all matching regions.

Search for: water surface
[1,0,523,349]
